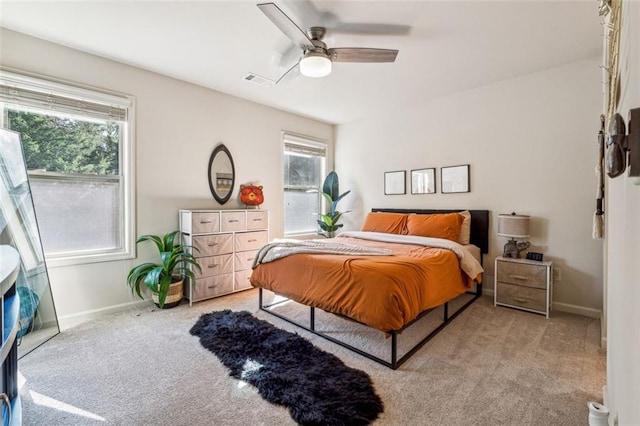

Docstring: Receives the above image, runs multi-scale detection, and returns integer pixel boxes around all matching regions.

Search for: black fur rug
[190,310,384,426]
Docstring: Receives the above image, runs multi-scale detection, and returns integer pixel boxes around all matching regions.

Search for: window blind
[284,133,327,157]
[0,70,130,122]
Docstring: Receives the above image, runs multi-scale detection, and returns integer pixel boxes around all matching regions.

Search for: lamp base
[503,239,532,258]
[503,239,518,258]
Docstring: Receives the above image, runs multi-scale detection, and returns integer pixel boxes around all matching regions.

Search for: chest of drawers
[494,256,553,317]
[179,209,268,304]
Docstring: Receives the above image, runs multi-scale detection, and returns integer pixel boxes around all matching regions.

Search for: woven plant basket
[152,278,183,309]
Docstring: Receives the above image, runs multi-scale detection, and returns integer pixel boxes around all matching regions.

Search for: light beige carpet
[17,290,605,425]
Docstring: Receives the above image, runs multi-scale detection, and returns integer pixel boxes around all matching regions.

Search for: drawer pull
[229,219,240,223]
[510,275,529,280]
[252,218,262,222]
[207,285,218,289]
[248,239,257,242]
[207,243,218,247]
[512,297,528,303]
[199,220,212,224]
[207,264,219,268]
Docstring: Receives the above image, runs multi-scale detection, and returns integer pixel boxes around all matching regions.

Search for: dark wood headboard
[371,208,490,254]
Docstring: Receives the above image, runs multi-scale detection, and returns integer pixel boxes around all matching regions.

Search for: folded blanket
[252,238,393,268]
[338,231,485,281]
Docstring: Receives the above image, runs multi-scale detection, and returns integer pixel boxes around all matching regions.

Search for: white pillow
[458,210,471,245]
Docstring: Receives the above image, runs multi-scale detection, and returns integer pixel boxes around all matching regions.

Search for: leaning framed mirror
[208,144,235,205]
[0,128,60,357]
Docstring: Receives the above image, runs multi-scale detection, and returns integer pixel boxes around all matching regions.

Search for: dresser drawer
[246,210,268,230]
[496,261,547,289]
[192,234,233,257]
[191,274,234,300]
[235,250,258,271]
[195,254,233,279]
[496,281,547,313]
[235,231,268,252]
[221,211,246,232]
[191,212,220,234]
[235,269,253,291]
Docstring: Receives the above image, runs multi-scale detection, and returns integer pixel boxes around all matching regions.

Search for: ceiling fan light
[299,53,332,78]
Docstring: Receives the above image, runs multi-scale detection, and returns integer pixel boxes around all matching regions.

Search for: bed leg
[391,332,398,370]
[310,307,315,331]
[477,283,483,297]
[259,287,263,309]
[444,302,449,321]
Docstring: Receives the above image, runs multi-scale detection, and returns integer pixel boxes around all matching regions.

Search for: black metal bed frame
[256,208,490,370]
[259,284,482,370]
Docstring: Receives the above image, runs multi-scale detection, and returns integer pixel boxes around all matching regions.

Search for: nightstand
[494,256,553,317]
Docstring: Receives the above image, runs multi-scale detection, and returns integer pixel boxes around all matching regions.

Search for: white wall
[0,28,334,328]
[335,58,603,314]
[605,1,640,424]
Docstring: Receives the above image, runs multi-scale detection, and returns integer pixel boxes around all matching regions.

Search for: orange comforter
[250,236,478,332]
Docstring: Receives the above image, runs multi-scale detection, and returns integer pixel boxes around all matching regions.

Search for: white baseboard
[552,301,601,319]
[483,288,602,319]
[57,299,153,331]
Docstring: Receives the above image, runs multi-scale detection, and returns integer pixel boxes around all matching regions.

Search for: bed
[250,208,490,369]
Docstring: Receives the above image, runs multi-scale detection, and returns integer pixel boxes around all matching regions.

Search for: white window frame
[283,132,328,238]
[0,69,136,267]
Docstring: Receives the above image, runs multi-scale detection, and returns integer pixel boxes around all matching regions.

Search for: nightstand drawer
[496,261,547,289]
[496,281,546,312]
[195,254,233,279]
[192,234,233,257]
[191,212,220,234]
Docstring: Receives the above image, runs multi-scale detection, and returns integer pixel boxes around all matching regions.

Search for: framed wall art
[384,170,406,195]
[411,168,436,194]
[441,164,470,193]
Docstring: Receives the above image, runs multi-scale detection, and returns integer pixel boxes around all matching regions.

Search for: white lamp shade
[299,53,332,78]
[497,214,530,238]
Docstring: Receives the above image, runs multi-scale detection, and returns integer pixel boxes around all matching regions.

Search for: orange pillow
[406,213,465,242]
[361,212,408,234]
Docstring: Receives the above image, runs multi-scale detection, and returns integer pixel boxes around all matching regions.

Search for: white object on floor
[588,401,609,426]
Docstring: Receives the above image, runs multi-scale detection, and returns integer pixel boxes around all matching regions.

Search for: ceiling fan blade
[331,23,411,36]
[276,62,301,85]
[282,0,410,36]
[328,48,399,63]
[258,3,315,51]
[276,44,302,68]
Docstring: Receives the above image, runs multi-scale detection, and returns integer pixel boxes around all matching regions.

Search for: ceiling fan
[257,2,399,81]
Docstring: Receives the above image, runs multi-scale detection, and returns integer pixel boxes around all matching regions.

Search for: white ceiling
[0,1,602,125]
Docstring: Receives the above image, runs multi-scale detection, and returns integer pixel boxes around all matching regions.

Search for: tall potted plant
[127,230,201,308]
[317,171,351,238]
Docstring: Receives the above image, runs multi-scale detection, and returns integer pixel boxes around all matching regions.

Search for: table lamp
[497,213,530,258]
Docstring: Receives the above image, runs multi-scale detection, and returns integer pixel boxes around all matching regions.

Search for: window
[0,70,135,266]
[283,133,327,236]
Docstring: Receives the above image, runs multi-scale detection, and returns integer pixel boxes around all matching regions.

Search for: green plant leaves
[322,171,340,200]
[318,172,350,238]
[127,230,201,308]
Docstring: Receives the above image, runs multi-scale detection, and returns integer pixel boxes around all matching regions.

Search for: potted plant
[317,171,351,238]
[127,230,201,308]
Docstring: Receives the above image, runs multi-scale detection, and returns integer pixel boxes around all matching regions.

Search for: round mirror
[208,144,235,204]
